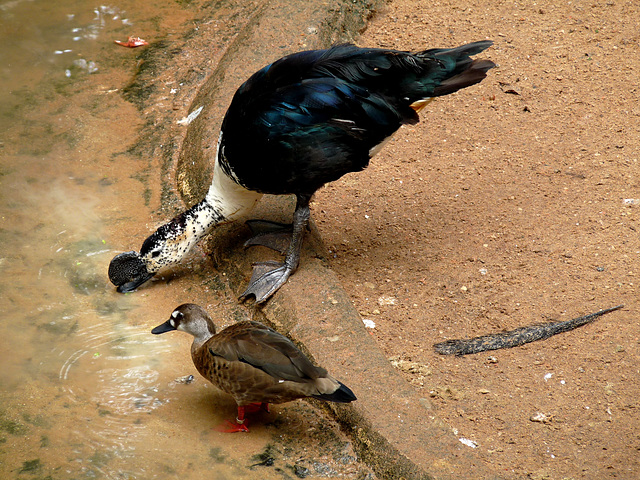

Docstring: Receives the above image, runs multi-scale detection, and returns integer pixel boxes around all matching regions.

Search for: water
[0,1,364,478]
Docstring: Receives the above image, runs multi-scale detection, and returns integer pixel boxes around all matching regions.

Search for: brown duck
[151,303,356,432]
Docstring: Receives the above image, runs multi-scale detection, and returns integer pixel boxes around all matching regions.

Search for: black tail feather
[423,40,494,58]
[433,58,496,97]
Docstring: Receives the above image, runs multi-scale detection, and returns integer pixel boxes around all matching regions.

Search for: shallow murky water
[0,1,364,478]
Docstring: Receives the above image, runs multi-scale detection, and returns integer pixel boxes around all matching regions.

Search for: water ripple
[56,321,176,478]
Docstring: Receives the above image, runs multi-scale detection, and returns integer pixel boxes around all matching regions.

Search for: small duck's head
[151,304,217,340]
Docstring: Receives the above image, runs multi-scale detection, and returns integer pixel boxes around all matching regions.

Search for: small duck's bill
[151,320,177,334]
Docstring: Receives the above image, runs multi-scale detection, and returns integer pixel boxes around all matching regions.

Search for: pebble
[530,412,552,423]
[175,375,195,384]
[459,438,478,448]
[362,319,376,329]
[378,295,396,306]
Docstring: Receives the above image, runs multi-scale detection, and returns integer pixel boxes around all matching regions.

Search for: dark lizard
[434,305,624,356]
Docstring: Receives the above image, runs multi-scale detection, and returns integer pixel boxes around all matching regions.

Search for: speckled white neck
[140,152,263,273]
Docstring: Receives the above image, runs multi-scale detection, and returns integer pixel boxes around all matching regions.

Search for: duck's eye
[151,250,161,258]
[171,311,183,320]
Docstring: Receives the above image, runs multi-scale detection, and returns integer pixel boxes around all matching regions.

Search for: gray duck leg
[239,194,311,303]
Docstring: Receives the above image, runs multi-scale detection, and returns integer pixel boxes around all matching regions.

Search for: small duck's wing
[208,322,325,383]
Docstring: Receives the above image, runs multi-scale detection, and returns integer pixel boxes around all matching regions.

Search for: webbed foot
[244,220,292,254]
[213,404,267,432]
[215,419,249,433]
[239,260,294,303]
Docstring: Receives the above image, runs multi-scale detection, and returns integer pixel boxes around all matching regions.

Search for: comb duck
[110,41,495,302]
[151,303,356,432]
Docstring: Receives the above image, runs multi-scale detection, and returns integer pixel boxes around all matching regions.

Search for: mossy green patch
[19,459,42,474]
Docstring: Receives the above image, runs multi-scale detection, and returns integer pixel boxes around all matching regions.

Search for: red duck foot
[215,419,249,433]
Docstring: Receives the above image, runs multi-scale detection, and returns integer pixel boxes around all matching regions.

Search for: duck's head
[151,304,217,339]
[108,251,154,292]
[108,223,186,293]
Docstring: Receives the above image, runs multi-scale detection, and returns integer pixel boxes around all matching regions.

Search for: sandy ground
[314,0,639,478]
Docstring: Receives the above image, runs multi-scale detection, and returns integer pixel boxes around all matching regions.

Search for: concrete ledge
[126,0,506,477]
[207,198,504,480]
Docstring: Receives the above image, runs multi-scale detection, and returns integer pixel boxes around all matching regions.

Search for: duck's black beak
[108,251,154,293]
[116,274,155,293]
[151,319,177,335]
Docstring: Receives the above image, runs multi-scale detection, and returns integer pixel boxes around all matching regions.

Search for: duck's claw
[239,261,293,304]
